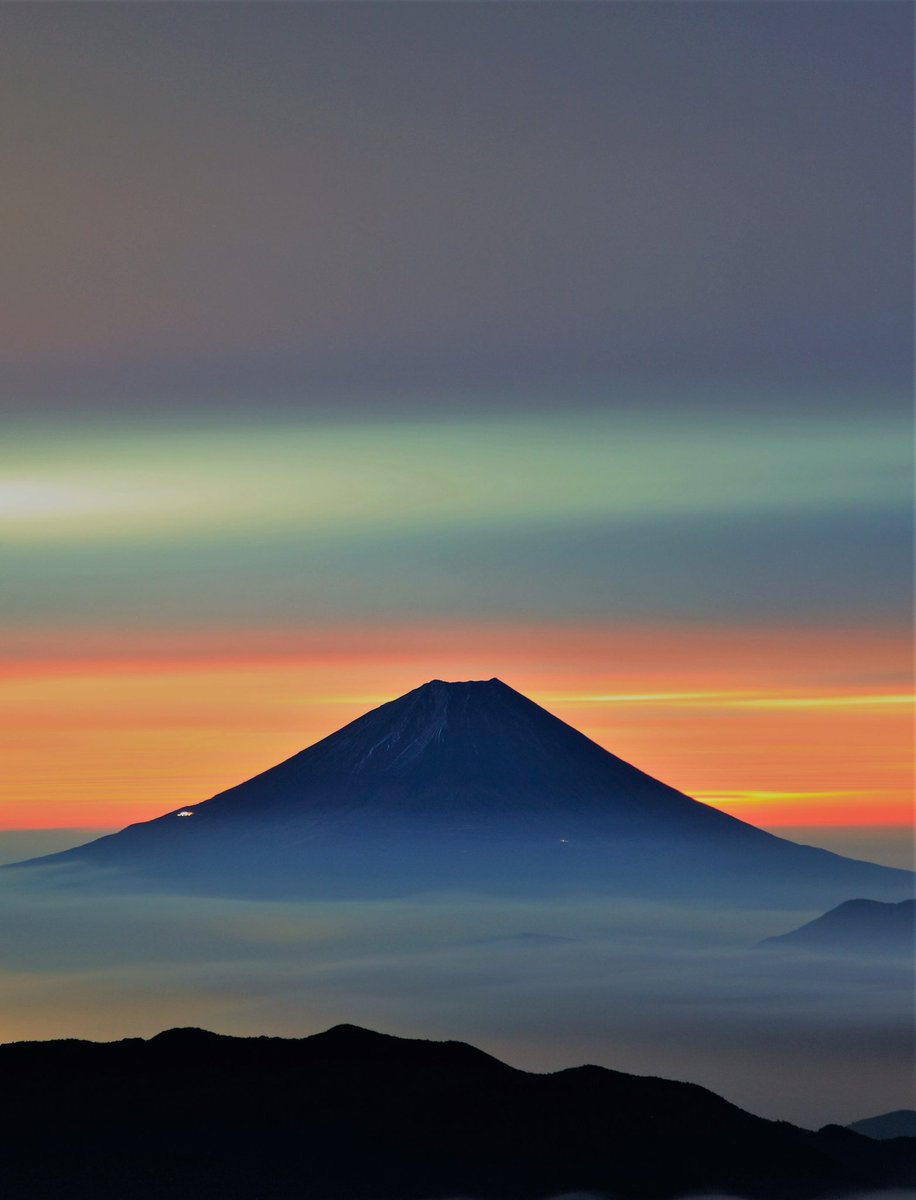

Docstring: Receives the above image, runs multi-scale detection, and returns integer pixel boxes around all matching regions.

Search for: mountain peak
[759,897,915,953]
[409,677,503,703]
[423,678,503,686]
[12,679,913,905]
[308,675,590,781]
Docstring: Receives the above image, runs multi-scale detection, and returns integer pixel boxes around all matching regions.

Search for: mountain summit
[173,676,741,830]
[13,679,914,902]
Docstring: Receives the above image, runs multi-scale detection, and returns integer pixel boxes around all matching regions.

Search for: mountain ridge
[0,1022,912,1199]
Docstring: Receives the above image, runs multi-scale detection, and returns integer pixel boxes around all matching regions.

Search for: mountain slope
[12,679,913,903]
[0,1024,913,1200]
[759,898,916,954]
[848,1111,916,1140]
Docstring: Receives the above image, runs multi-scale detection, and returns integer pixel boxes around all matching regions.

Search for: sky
[1,2,913,859]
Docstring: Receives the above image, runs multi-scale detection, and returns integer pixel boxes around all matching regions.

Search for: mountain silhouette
[847,1110,916,1140]
[0,1023,912,1200]
[12,678,914,903]
[759,898,916,954]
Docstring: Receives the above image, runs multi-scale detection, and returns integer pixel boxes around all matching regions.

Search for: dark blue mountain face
[848,1110,916,1140]
[12,679,915,903]
[169,677,746,831]
[760,898,916,954]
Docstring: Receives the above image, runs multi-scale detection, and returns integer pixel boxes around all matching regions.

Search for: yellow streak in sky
[695,790,876,804]
[545,691,914,711]
[731,694,914,710]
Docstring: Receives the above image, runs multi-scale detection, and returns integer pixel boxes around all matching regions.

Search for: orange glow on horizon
[1,621,912,832]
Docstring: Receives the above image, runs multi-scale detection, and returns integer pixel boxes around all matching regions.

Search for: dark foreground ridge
[11,679,914,904]
[1,1023,912,1200]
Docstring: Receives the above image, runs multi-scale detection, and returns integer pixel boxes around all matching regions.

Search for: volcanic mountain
[13,678,914,903]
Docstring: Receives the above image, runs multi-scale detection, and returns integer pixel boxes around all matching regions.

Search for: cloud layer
[0,875,910,1131]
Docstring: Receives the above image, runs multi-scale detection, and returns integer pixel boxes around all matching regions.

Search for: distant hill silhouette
[759,898,915,954]
[11,679,913,904]
[0,1024,912,1199]
[847,1110,916,1140]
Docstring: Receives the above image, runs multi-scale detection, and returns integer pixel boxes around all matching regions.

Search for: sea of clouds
[0,869,911,1131]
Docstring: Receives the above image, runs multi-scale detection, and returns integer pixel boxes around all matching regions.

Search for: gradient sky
[2,3,912,854]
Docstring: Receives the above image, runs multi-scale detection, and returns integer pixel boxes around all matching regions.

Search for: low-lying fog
[0,869,911,1132]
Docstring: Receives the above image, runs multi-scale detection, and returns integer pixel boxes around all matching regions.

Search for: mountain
[0,1023,912,1200]
[848,1111,916,1140]
[759,898,916,954]
[11,678,913,903]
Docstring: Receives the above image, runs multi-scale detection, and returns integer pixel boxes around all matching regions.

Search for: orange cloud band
[1,621,911,830]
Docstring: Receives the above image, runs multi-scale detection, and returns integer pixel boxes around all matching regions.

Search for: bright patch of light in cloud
[2,411,909,543]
